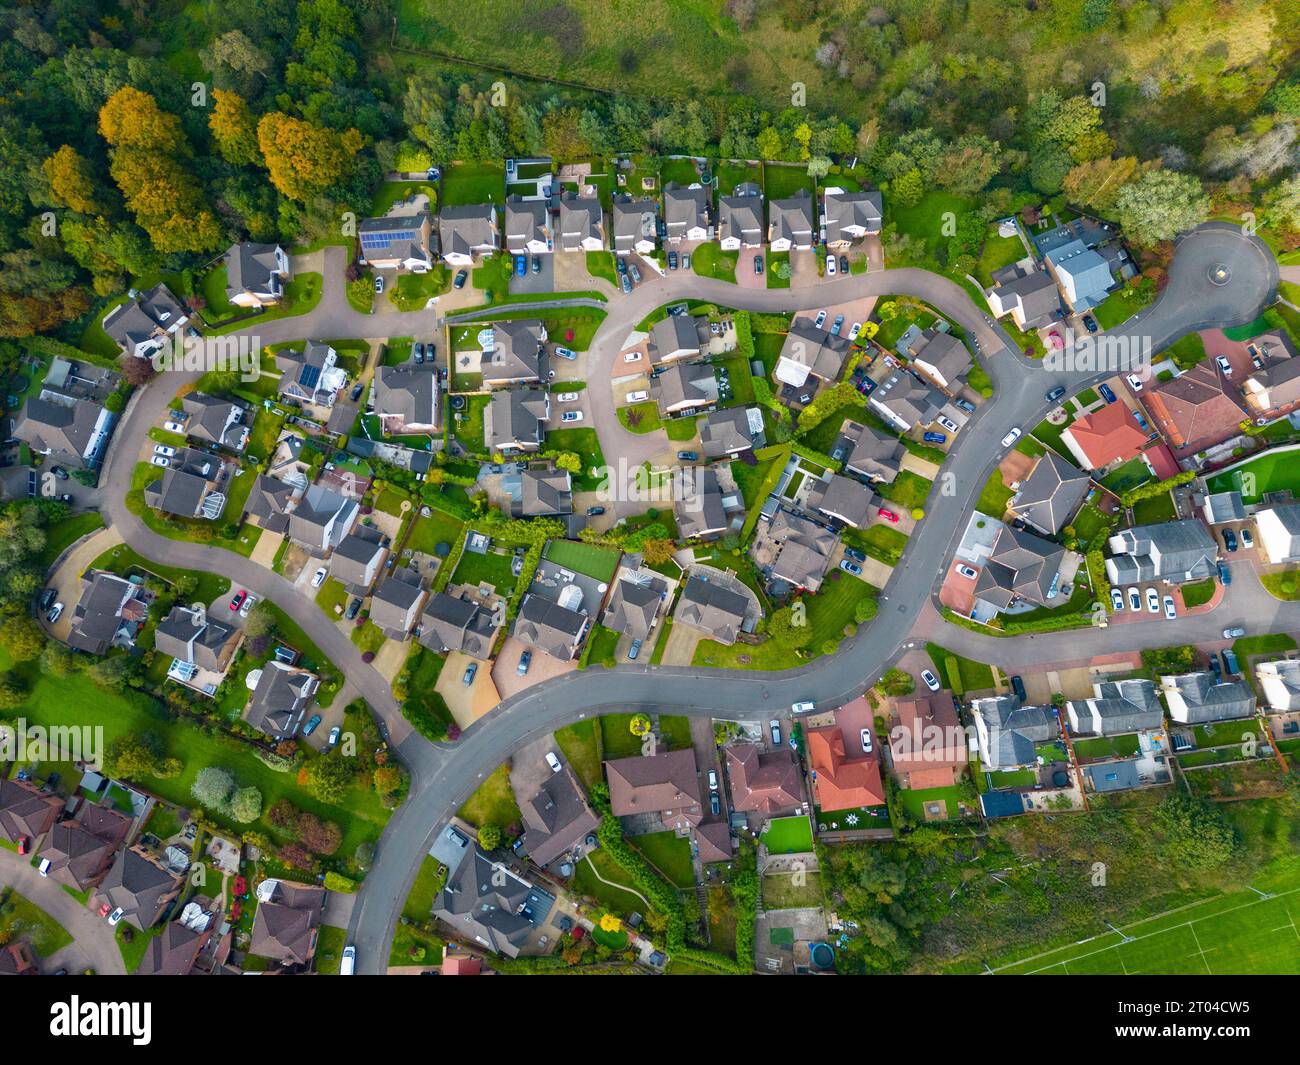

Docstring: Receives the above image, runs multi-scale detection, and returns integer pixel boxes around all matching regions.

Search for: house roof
[431,845,534,958]
[1011,450,1091,535]
[651,359,717,412]
[1046,240,1113,306]
[990,265,1060,329]
[839,420,904,483]
[488,388,549,451]
[725,744,802,814]
[675,574,749,643]
[806,725,885,809]
[974,524,1065,608]
[0,778,62,844]
[100,845,182,930]
[605,749,702,830]
[889,693,967,786]
[700,406,760,458]
[1256,658,1300,712]
[376,363,439,430]
[1144,362,1247,453]
[136,918,211,977]
[1105,519,1218,585]
[67,570,144,655]
[1161,672,1256,723]
[369,568,426,638]
[767,191,814,245]
[246,662,318,739]
[483,321,544,382]
[1066,678,1164,736]
[359,209,431,265]
[1061,402,1150,469]
[869,373,946,430]
[420,591,501,659]
[663,183,711,238]
[718,193,764,244]
[328,525,388,591]
[908,329,970,386]
[226,242,283,298]
[611,196,657,250]
[437,204,497,259]
[776,318,851,386]
[806,474,877,528]
[1203,490,1247,525]
[12,391,106,464]
[287,484,354,549]
[675,465,729,540]
[513,594,588,660]
[249,880,324,965]
[515,469,573,518]
[504,196,548,250]
[519,765,600,868]
[971,695,1057,769]
[39,804,131,891]
[181,393,245,449]
[101,284,186,353]
[822,188,882,242]
[647,315,707,363]
[275,341,342,404]
[755,508,838,592]
[244,475,295,533]
[143,466,213,519]
[602,574,667,640]
[153,606,236,672]
[557,192,603,249]
[695,820,732,863]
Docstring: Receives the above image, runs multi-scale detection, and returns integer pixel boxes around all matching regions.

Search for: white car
[859,728,873,753]
[108,907,125,926]
[626,390,649,403]
[163,421,185,433]
[1146,587,1160,613]
[1110,587,1124,612]
[340,945,356,975]
[847,322,862,341]
[150,455,171,467]
[956,564,978,579]
[814,310,828,329]
[921,669,941,692]
[545,751,562,774]
[1163,595,1177,619]
[623,351,642,363]
[825,253,837,276]
[1126,373,1144,392]
[38,858,51,877]
[239,594,256,618]
[1127,586,1141,611]
[938,416,959,432]
[1215,355,1233,377]
[311,567,327,589]
[561,410,583,423]
[1000,427,1022,448]
[153,444,175,457]
[46,601,64,624]
[556,392,580,403]
[791,700,816,714]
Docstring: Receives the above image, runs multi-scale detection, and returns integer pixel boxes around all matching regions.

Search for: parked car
[514,255,527,277]
[814,310,828,329]
[859,728,872,753]
[1126,373,1144,392]
[1218,561,1232,585]
[844,547,867,564]
[628,264,642,284]
[1047,329,1064,350]
[626,389,649,403]
[453,269,468,289]
[153,444,175,458]
[1083,315,1098,334]
[532,255,541,274]
[585,506,605,517]
[327,727,341,749]
[163,421,186,434]
[302,714,321,736]
[560,410,583,422]
[1009,675,1027,702]
[1099,383,1117,403]
[769,719,781,745]
[339,946,356,975]
[840,559,862,575]
[38,858,51,877]
[623,351,641,362]
[46,601,63,624]
[462,662,478,686]
[847,322,862,341]
[554,346,577,360]
[1163,595,1177,619]
[311,567,327,588]
[1145,587,1160,613]
[230,590,247,612]
[50,466,69,481]
[953,397,976,413]
[878,507,899,523]
[1223,626,1246,639]
[1110,587,1124,612]
[16,836,28,856]
[108,908,125,926]
[791,700,816,714]
[627,639,642,661]
[556,392,580,402]
[517,650,532,675]
[545,751,562,774]
[825,253,837,276]
[1045,385,1066,402]
[1216,355,1233,377]
[1127,586,1141,611]
[1241,527,1254,549]
[921,669,940,692]
[374,275,384,293]
[1000,427,1022,448]
[831,315,845,336]
[350,383,365,402]
[667,251,678,270]
[240,594,256,618]
[839,255,849,274]
[1223,528,1238,552]
[682,253,691,271]
[150,455,170,467]
[923,431,947,443]
[754,255,764,275]
[38,588,56,612]
[346,598,362,620]
[957,564,978,580]
[677,451,699,462]
[938,416,959,432]
[707,770,718,791]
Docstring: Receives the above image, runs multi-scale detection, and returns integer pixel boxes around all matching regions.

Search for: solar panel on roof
[298,364,322,389]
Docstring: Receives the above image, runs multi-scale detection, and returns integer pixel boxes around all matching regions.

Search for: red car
[233,876,247,897]
[229,590,246,612]
[16,836,28,856]
[98,902,111,918]
[878,507,899,524]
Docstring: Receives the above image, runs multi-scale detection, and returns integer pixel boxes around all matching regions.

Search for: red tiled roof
[806,726,885,810]
[1061,402,1149,469]
[442,956,482,975]
[888,693,967,789]
[1143,363,1246,454]
[1142,442,1181,480]
[724,744,802,814]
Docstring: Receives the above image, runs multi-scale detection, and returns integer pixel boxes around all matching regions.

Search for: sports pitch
[992,876,1300,975]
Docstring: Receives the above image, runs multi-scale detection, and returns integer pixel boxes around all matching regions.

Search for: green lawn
[762,870,824,909]
[692,242,738,282]
[452,546,518,596]
[37,511,105,570]
[0,890,72,957]
[543,539,620,581]
[1206,450,1300,505]
[204,273,323,335]
[878,470,932,510]
[1100,456,1152,495]
[315,925,349,975]
[543,427,606,490]
[402,856,448,922]
[925,643,996,694]
[760,816,814,854]
[895,785,975,821]
[456,764,521,832]
[572,849,647,914]
[1071,735,1142,760]
[440,161,504,206]
[617,401,663,434]
[975,470,1013,518]
[1180,578,1217,608]
[582,624,621,668]
[586,251,618,286]
[391,265,452,311]
[371,180,438,216]
[554,719,602,789]
[406,509,465,556]
[451,394,488,453]
[632,830,695,887]
[1132,491,1177,524]
[600,713,649,759]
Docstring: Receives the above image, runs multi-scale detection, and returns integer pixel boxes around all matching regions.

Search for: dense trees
[1114,169,1212,246]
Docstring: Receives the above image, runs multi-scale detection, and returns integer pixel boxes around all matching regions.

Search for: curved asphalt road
[89,223,1278,973]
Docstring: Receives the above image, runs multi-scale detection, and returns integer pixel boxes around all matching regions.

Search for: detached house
[985,263,1061,331]
[605,749,703,832]
[612,196,658,255]
[1060,402,1150,471]
[647,314,708,364]
[822,187,882,246]
[419,591,502,659]
[0,778,62,848]
[439,204,499,266]
[806,473,877,529]
[774,318,851,395]
[513,468,573,518]
[726,744,802,815]
[487,388,549,453]
[359,207,435,273]
[224,242,290,308]
[481,321,545,386]
[1044,240,1114,313]
[245,661,320,741]
[375,362,440,435]
[558,192,604,251]
[181,393,249,452]
[431,843,538,958]
[1066,679,1164,736]
[750,507,838,593]
[805,724,885,809]
[1256,659,1300,713]
[889,693,967,789]
[906,329,971,393]
[243,474,297,535]
[287,484,358,556]
[673,574,750,644]
[1160,672,1256,724]
[717,191,764,250]
[1104,520,1218,585]
[1007,450,1091,536]
[12,391,112,470]
[38,803,131,893]
[250,879,325,968]
[767,191,814,252]
[369,567,427,641]
[1255,503,1300,565]
[66,570,149,655]
[517,766,599,869]
[504,196,551,255]
[651,360,718,415]
[276,341,347,409]
[99,845,183,931]
[154,605,240,687]
[327,526,389,594]
[837,419,905,485]
[675,465,730,541]
[974,525,1066,611]
[143,447,230,521]
[700,406,763,460]
[663,183,712,242]
[1242,356,1300,420]
[512,593,589,660]
[101,283,188,360]
[970,695,1058,770]
[601,572,669,642]
[1143,362,1247,456]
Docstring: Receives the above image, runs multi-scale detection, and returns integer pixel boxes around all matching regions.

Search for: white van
[626,390,649,403]
[340,945,356,975]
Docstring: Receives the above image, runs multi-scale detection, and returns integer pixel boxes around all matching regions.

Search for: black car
[839,255,849,274]
[754,255,764,275]
[453,269,468,289]
[1045,385,1066,402]
[1010,674,1027,701]
[50,466,69,481]
[1223,529,1238,552]
[345,598,362,620]
[586,506,605,516]
[1083,315,1098,334]
[667,251,678,270]
[709,792,720,816]
[38,588,56,612]
[532,255,541,274]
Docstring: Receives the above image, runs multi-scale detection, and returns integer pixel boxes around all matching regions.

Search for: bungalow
[504,196,551,255]
[249,879,325,968]
[101,283,188,360]
[805,724,885,809]
[513,593,589,660]
[180,393,249,452]
[725,744,802,815]
[98,844,183,931]
[375,362,440,435]
[1007,450,1091,536]
[419,591,502,659]
[245,661,319,741]
[699,406,763,460]
[605,749,703,832]
[970,695,1058,770]
[66,570,149,656]
[805,473,877,529]
[651,360,718,415]
[327,526,389,594]
[369,568,427,641]
[906,329,971,393]
[481,320,546,386]
[1060,402,1150,471]
[286,484,358,555]
[517,765,599,869]
[647,314,708,365]
[774,318,851,392]
[750,507,838,593]
[1255,503,1300,565]
[985,263,1061,332]
[38,803,132,893]
[487,388,550,453]
[143,448,230,521]
[1255,658,1300,713]
[821,187,882,246]
[12,391,112,470]
[513,468,573,518]
[767,191,815,252]
[601,572,669,642]
[359,208,435,273]
[612,195,657,255]
[438,204,499,267]
[1105,520,1218,585]
[663,183,712,243]
[675,465,730,541]
[673,573,749,644]
[224,242,290,308]
[557,192,604,252]
[837,420,905,485]
[1066,679,1164,736]
[276,341,347,409]
[1160,672,1256,724]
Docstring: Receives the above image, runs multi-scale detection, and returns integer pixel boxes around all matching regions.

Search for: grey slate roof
[972,695,1057,770]
[651,360,717,412]
[806,474,876,528]
[419,591,501,659]
[1011,450,1091,535]
[488,388,549,452]
[328,525,388,592]
[975,525,1065,609]
[611,196,657,251]
[376,363,440,432]
[225,242,285,300]
[67,570,147,655]
[868,372,946,430]
[246,662,319,740]
[519,765,600,868]
[514,469,573,518]
[482,321,544,383]
[675,465,729,540]
[12,391,107,466]
[839,419,905,483]
[244,475,295,534]
[602,574,667,641]
[504,196,549,251]
[1105,520,1218,585]
[1202,490,1247,525]
[822,188,882,242]
[663,183,712,239]
[557,192,603,250]
[438,204,497,259]
[767,191,814,246]
[249,880,324,966]
[287,484,356,553]
[718,193,764,245]
[990,265,1061,330]
[431,844,535,958]
[1067,678,1164,736]
[513,594,589,660]
[369,567,426,639]
[153,606,237,672]
[777,318,852,383]
[181,393,247,450]
[1256,658,1300,712]
[1161,672,1256,723]
[908,329,971,388]
[700,406,760,459]
[674,574,749,644]
[99,845,182,931]
[647,314,707,363]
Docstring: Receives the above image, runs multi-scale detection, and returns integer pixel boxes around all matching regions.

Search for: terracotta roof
[806,725,885,810]
[889,693,967,789]
[441,955,482,975]
[1060,402,1149,470]
[725,744,802,814]
[695,820,732,863]
[1143,363,1246,454]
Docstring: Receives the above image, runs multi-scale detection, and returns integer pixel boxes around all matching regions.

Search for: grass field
[543,538,620,581]
[760,816,814,854]
[993,869,1300,975]
[1206,448,1300,505]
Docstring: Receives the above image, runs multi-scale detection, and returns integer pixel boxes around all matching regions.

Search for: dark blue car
[1099,383,1117,404]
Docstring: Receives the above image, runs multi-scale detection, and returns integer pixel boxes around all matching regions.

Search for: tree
[880,668,915,696]
[890,168,923,208]
[477,823,502,851]
[104,733,174,781]
[554,451,582,473]
[0,679,25,711]
[1063,156,1147,214]
[854,597,878,624]
[243,602,276,638]
[0,616,44,661]
[1156,794,1236,869]
[373,765,402,796]
[768,602,813,648]
[297,813,342,855]
[209,90,261,167]
[228,786,263,823]
[191,766,236,811]
[302,753,353,804]
[1114,169,1210,247]
[541,108,591,161]
[43,146,109,216]
[257,112,363,201]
